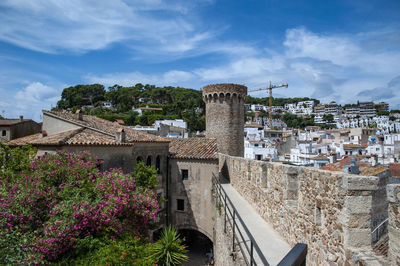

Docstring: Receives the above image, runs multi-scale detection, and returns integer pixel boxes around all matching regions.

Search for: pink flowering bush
[0,150,159,264]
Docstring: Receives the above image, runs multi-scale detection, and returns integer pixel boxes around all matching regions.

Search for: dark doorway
[179,229,213,266]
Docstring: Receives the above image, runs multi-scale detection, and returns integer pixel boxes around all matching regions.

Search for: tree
[322,114,334,123]
[148,226,188,266]
[133,161,158,189]
[377,110,389,116]
[57,84,105,109]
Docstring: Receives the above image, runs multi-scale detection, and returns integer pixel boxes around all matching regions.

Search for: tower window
[1,130,5,136]
[177,199,185,211]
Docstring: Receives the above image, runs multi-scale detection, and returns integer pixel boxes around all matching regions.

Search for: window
[156,156,161,174]
[255,155,262,160]
[136,156,143,162]
[146,156,152,166]
[177,199,184,211]
[254,143,259,147]
[181,169,189,180]
[1,130,5,136]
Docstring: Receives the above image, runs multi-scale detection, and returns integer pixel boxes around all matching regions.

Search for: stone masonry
[387,184,400,265]
[203,84,247,157]
[218,153,392,265]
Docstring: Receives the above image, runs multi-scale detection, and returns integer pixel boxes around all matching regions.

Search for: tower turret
[202,83,247,157]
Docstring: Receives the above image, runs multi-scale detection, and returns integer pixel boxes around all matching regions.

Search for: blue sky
[0,0,400,121]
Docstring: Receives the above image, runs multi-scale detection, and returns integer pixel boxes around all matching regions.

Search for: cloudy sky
[0,0,399,121]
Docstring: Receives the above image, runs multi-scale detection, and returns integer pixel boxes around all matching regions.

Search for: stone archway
[178,228,213,266]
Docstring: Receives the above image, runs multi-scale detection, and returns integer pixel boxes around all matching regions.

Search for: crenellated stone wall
[387,184,400,265]
[218,153,389,265]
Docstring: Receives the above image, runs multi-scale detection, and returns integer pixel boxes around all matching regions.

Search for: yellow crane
[249,81,288,128]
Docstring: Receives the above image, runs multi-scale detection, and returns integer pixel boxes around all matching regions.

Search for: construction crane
[249,81,288,129]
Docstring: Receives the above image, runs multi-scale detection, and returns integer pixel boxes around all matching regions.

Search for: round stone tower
[202,83,247,157]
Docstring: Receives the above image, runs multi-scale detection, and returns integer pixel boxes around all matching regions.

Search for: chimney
[349,158,360,174]
[74,109,83,120]
[19,115,23,122]
[41,130,47,138]
[115,128,126,143]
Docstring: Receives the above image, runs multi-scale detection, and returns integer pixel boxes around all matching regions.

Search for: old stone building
[169,137,218,240]
[0,116,41,142]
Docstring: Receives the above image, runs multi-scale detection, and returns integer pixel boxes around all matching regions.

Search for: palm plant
[148,226,188,266]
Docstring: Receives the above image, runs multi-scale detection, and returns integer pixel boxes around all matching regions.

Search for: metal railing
[212,173,307,266]
[212,173,269,266]
[371,218,388,245]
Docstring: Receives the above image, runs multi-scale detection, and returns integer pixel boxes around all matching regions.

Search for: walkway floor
[221,182,291,265]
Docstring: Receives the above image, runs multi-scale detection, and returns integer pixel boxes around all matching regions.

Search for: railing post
[250,240,254,266]
[232,210,236,252]
[224,194,227,233]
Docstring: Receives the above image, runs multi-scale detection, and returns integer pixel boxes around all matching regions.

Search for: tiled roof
[343,144,365,150]
[388,163,400,177]
[169,138,218,160]
[321,156,387,176]
[0,119,35,126]
[43,110,169,143]
[7,128,133,146]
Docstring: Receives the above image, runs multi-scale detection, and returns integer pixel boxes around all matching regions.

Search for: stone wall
[387,184,400,265]
[219,153,389,265]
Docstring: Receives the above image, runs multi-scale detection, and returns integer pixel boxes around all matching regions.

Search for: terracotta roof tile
[321,156,387,176]
[43,110,169,143]
[0,119,35,126]
[388,163,400,177]
[343,144,365,150]
[169,138,218,160]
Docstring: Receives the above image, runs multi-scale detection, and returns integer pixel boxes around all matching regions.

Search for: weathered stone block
[344,196,372,214]
[344,228,371,247]
[387,184,400,203]
[342,175,379,191]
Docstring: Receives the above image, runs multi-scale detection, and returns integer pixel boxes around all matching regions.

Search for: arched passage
[178,228,213,265]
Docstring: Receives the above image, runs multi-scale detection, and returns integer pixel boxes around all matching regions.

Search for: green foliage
[322,114,334,123]
[57,233,153,265]
[390,109,400,114]
[133,161,158,189]
[0,144,36,180]
[0,151,159,264]
[57,84,105,109]
[147,226,188,266]
[389,116,397,121]
[377,110,390,116]
[282,112,315,129]
[56,83,205,131]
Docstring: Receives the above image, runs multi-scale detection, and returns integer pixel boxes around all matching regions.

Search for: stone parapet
[218,153,389,265]
[387,184,400,265]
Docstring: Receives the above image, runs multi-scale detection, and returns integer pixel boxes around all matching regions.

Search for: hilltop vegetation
[56,83,205,132]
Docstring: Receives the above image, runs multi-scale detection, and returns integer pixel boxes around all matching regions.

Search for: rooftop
[169,138,218,160]
[321,156,387,176]
[0,118,35,126]
[7,110,169,146]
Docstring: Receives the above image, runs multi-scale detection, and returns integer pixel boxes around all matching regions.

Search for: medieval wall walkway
[221,182,291,265]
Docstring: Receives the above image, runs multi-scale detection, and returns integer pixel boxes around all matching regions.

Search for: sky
[0,0,399,121]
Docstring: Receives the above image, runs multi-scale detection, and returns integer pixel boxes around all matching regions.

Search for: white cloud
[0,82,60,121]
[87,27,400,108]
[0,0,216,56]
